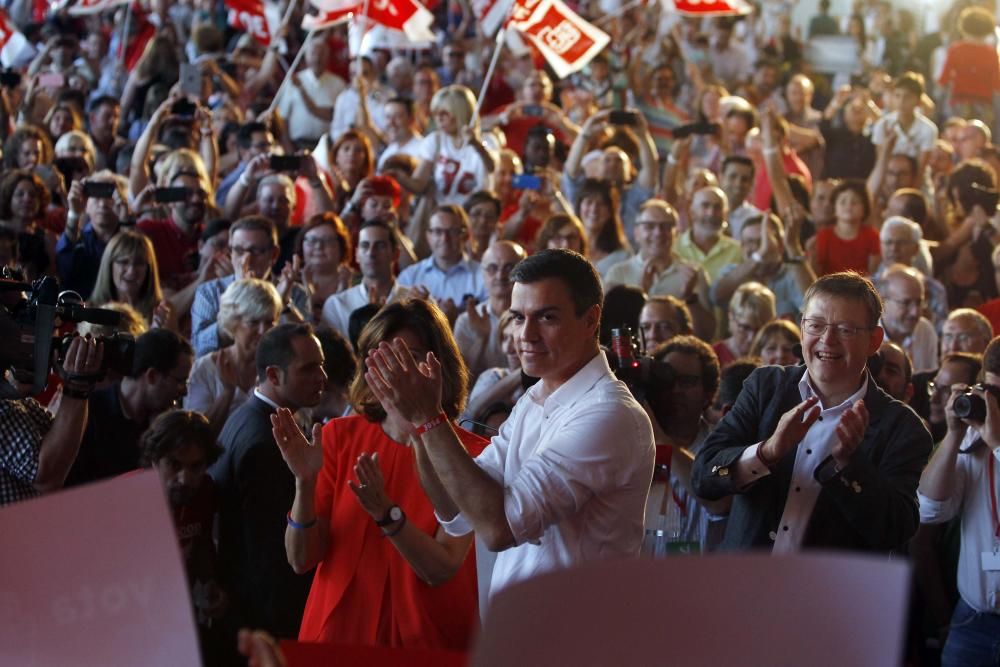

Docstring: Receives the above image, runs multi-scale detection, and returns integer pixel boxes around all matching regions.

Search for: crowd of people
[1,0,1000,663]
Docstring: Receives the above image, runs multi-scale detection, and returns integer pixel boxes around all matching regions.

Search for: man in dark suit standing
[693,272,933,553]
[210,323,328,638]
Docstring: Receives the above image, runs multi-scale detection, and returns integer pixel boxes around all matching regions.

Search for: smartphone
[270,154,303,172]
[0,69,22,88]
[512,174,542,191]
[53,156,89,180]
[609,110,639,126]
[37,72,65,89]
[171,99,197,118]
[180,63,202,98]
[522,104,544,117]
[671,120,720,139]
[154,186,191,203]
[83,181,116,199]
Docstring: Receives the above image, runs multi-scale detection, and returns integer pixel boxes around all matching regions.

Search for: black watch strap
[376,505,402,527]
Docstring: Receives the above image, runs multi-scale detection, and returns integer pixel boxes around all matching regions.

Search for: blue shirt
[395,256,486,305]
[55,223,109,298]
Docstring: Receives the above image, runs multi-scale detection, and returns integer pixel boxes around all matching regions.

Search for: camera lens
[953,392,986,422]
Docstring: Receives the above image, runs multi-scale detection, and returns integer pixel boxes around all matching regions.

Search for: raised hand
[152,300,172,330]
[270,407,324,482]
[365,338,444,426]
[758,396,821,465]
[348,452,393,520]
[465,298,490,338]
[831,400,868,468]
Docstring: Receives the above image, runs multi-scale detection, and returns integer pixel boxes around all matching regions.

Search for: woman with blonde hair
[750,319,801,367]
[89,230,167,327]
[713,281,776,367]
[186,278,281,435]
[392,85,497,206]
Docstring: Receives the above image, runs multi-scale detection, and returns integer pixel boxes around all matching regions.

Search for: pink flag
[659,0,752,16]
[508,0,609,79]
[226,0,272,45]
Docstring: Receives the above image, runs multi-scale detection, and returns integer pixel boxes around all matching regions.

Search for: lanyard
[989,453,999,541]
[658,445,687,516]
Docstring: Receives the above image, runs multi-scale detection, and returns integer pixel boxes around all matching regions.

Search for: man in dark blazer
[210,323,328,638]
[693,272,932,553]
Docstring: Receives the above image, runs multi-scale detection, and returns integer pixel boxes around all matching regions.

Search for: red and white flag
[0,10,32,68]
[225,0,272,45]
[309,0,435,42]
[67,0,130,16]
[659,0,752,16]
[472,0,513,37]
[302,5,353,31]
[508,0,609,79]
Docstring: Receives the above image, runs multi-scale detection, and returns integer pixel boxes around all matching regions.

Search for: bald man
[879,265,939,373]
[453,240,527,379]
[673,186,742,284]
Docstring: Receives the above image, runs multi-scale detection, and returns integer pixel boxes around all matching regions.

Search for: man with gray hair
[874,216,948,328]
[940,308,993,356]
[879,264,939,373]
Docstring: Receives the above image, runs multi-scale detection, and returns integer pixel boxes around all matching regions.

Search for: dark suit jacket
[209,395,313,639]
[692,365,932,553]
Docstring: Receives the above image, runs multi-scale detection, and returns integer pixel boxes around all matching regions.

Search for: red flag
[310,0,435,42]
[508,0,609,79]
[0,9,31,68]
[67,0,130,16]
[225,0,272,46]
[471,0,511,36]
[302,6,353,31]
[659,0,752,16]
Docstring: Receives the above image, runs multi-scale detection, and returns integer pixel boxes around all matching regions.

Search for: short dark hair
[830,179,872,222]
[237,121,269,151]
[600,284,646,348]
[716,357,761,408]
[315,326,357,389]
[948,159,998,213]
[892,71,925,98]
[140,409,221,468]
[257,323,315,381]
[89,95,120,114]
[651,334,721,403]
[802,271,883,328]
[232,215,278,247]
[510,248,603,317]
[722,154,755,178]
[890,188,928,225]
[132,329,193,377]
[358,218,399,250]
[385,96,414,116]
[463,190,502,219]
[645,295,693,336]
[982,339,1000,376]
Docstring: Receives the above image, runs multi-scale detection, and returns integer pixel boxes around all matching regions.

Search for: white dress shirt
[441,352,655,597]
[320,281,411,339]
[275,69,346,143]
[919,427,1000,613]
[737,373,869,554]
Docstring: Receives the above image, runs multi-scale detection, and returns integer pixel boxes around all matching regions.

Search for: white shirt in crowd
[871,111,939,159]
[415,131,495,206]
[276,69,347,143]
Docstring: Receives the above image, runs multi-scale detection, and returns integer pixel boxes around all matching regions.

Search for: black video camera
[0,273,135,397]
[606,327,675,402]
[953,383,1000,423]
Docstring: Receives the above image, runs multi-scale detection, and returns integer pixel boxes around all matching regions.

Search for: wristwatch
[376,505,404,527]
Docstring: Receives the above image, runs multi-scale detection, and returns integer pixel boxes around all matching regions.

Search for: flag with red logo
[472,0,513,36]
[507,0,609,79]
[309,0,435,42]
[659,0,751,16]
[302,5,353,31]
[67,0,130,16]
[0,10,32,67]
[225,0,272,45]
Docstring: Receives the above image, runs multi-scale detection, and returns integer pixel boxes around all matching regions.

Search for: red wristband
[414,412,448,436]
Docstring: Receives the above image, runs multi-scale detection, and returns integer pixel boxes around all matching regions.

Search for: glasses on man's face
[428,227,463,238]
[801,318,872,339]
[942,332,976,346]
[927,381,952,398]
[230,245,273,257]
[886,297,924,311]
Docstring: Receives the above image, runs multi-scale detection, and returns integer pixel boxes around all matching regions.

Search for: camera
[0,273,135,396]
[606,327,675,402]
[952,384,1000,422]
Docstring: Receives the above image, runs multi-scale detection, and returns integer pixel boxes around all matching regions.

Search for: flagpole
[267,27,315,114]
[354,0,371,72]
[469,0,515,129]
[117,1,132,73]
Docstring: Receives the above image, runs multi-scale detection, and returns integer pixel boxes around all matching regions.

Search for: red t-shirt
[814,225,880,276]
[299,416,487,650]
[136,216,200,292]
[752,150,812,211]
[977,299,1000,336]
[938,41,1000,105]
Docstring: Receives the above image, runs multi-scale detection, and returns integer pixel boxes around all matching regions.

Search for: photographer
[643,335,729,552]
[918,336,1000,666]
[56,171,129,297]
[0,335,102,506]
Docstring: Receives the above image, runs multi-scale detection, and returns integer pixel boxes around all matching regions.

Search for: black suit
[210,395,313,639]
[692,365,932,553]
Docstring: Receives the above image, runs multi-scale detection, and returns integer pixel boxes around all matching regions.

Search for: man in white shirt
[693,272,932,553]
[870,72,938,180]
[375,97,423,171]
[275,37,346,147]
[330,57,387,142]
[879,265,939,373]
[453,240,526,381]
[365,249,655,597]
[604,199,715,341]
[719,155,762,240]
[918,336,1000,667]
[321,220,410,339]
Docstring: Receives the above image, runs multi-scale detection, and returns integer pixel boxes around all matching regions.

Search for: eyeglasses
[484,262,518,275]
[886,297,924,311]
[927,381,952,397]
[800,318,873,339]
[674,373,702,389]
[941,332,977,345]
[230,245,273,257]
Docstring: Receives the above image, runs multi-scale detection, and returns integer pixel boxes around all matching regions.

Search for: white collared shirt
[440,353,654,597]
[919,427,1000,613]
[737,373,869,553]
[253,388,280,411]
[320,281,411,339]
